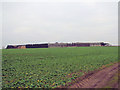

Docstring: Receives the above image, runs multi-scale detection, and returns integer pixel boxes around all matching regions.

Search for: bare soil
[68,63,119,88]
[57,62,119,88]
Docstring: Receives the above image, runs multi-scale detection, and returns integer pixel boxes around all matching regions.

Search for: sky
[0,0,119,48]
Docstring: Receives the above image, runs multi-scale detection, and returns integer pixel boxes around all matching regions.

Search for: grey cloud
[2,2,118,47]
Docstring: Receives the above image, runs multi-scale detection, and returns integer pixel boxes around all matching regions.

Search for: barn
[6,44,48,49]
[6,42,110,49]
[48,42,110,48]
[6,45,26,49]
[26,44,48,48]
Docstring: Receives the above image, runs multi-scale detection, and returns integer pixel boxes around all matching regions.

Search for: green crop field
[2,47,118,88]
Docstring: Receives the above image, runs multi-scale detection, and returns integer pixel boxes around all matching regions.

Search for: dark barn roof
[26,44,48,48]
[6,42,110,49]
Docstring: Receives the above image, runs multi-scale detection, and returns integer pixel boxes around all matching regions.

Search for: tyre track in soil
[68,63,119,88]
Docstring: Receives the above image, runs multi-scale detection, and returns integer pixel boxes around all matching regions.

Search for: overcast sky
[1,0,118,47]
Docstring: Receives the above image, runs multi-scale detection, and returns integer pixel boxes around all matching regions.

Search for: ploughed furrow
[69,63,119,88]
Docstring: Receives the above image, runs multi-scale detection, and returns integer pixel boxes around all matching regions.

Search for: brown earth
[56,62,119,89]
[69,63,119,88]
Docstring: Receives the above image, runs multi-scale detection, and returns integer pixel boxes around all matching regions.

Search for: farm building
[48,42,110,48]
[6,42,110,49]
[6,44,48,49]
[26,44,48,48]
[6,45,26,49]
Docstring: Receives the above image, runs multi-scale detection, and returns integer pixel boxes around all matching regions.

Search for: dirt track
[68,63,119,88]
